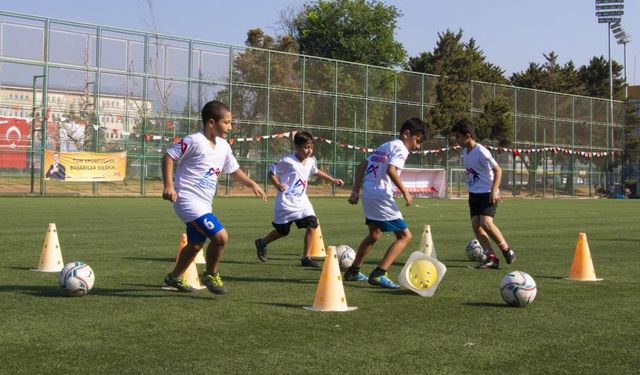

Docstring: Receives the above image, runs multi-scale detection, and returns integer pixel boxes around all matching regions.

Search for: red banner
[0,117,30,169]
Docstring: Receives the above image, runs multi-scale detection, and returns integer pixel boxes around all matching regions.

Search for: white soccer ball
[59,261,95,296]
[465,239,486,262]
[500,271,537,307]
[336,245,356,269]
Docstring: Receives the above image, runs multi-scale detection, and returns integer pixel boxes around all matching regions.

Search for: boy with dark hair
[450,119,516,269]
[255,130,344,268]
[162,100,267,294]
[345,118,428,288]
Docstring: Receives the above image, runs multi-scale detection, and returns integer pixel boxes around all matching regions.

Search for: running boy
[344,118,427,289]
[450,119,516,269]
[254,131,344,268]
[162,100,267,294]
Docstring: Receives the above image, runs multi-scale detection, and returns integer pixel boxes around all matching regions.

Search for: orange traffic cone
[182,260,206,289]
[567,233,602,281]
[31,223,64,272]
[176,233,206,264]
[164,235,205,290]
[304,246,356,312]
[308,220,326,259]
[418,224,437,258]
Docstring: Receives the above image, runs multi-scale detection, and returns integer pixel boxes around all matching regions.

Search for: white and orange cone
[31,223,64,272]
[304,246,356,312]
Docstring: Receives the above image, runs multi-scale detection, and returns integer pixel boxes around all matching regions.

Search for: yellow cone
[304,246,356,312]
[31,223,64,272]
[176,233,206,264]
[418,224,437,258]
[398,251,447,297]
[308,220,326,259]
[165,236,205,290]
[182,260,206,289]
[567,233,602,281]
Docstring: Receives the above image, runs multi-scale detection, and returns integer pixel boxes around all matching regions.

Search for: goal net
[394,168,447,198]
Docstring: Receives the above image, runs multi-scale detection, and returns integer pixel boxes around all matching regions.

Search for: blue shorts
[187,213,225,244]
[365,218,408,232]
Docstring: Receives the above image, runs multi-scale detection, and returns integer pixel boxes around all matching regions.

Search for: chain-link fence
[0,11,625,197]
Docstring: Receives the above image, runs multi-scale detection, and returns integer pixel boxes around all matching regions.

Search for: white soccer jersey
[463,143,498,193]
[361,139,408,221]
[166,132,239,223]
[270,153,318,224]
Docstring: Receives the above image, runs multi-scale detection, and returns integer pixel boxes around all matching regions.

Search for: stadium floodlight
[611,23,630,98]
[595,0,623,149]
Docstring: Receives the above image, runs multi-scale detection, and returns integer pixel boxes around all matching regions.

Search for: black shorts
[468,192,497,218]
[272,215,318,236]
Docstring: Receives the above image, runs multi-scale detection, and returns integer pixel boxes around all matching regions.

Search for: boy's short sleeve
[166,137,193,161]
[481,147,498,168]
[222,142,240,174]
[388,143,408,169]
[310,157,318,175]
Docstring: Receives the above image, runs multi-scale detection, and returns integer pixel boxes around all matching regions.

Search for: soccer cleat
[344,269,368,281]
[368,272,401,289]
[476,257,500,269]
[201,272,227,294]
[301,256,321,268]
[255,238,268,262]
[164,273,197,293]
[504,249,517,264]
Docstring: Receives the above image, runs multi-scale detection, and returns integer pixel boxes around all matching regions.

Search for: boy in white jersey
[345,118,427,289]
[162,100,267,294]
[451,119,516,269]
[254,131,344,268]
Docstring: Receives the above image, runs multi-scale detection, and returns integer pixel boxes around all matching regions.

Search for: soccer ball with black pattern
[500,271,537,307]
[335,245,356,269]
[59,261,95,296]
[465,239,487,262]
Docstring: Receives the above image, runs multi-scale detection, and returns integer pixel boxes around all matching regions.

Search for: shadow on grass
[0,284,212,299]
[8,266,40,271]
[224,275,317,284]
[462,302,509,308]
[531,274,564,280]
[253,302,307,309]
[122,256,175,263]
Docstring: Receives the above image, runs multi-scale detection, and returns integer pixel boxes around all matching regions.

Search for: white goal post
[394,168,447,198]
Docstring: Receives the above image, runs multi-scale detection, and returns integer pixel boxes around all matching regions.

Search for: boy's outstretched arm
[387,165,412,207]
[490,164,502,204]
[315,170,344,186]
[348,159,367,205]
[230,169,267,201]
[161,154,177,202]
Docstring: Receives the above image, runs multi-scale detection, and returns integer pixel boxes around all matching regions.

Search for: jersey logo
[365,164,379,177]
[286,178,307,197]
[466,167,480,185]
[205,167,221,177]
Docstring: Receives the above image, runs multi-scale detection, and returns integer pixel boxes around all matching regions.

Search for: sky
[0,0,638,84]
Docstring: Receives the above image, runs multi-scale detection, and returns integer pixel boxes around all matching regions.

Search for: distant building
[0,85,151,136]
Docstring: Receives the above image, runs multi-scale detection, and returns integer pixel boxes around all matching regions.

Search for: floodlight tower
[595,0,624,148]
[611,22,631,98]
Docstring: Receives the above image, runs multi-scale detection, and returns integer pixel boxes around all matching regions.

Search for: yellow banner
[44,151,127,181]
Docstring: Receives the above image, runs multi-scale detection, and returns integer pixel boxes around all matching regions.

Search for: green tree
[578,56,625,100]
[476,97,513,146]
[292,0,406,68]
[408,29,506,136]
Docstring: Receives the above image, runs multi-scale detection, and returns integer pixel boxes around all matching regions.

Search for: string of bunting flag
[127,129,620,158]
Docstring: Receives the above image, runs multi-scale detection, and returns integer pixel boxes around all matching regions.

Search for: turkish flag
[0,117,30,169]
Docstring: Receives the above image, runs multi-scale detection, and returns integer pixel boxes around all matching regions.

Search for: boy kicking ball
[345,118,428,288]
[451,119,516,269]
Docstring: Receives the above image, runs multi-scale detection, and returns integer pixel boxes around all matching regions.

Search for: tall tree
[408,29,507,136]
[578,56,625,100]
[291,0,406,68]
